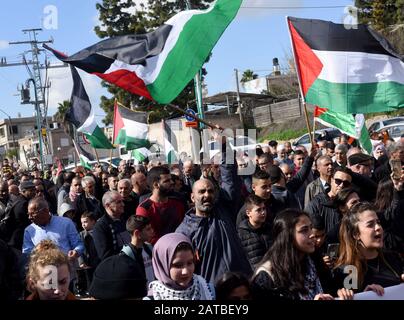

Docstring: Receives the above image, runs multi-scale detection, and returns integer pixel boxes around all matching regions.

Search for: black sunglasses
[334,178,351,188]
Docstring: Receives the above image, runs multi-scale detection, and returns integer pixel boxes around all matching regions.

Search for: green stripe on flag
[147,0,242,103]
[307,79,404,114]
[115,129,151,150]
[80,155,92,170]
[84,125,114,149]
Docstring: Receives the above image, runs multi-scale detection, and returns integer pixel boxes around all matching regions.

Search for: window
[0,128,4,137]
[60,138,69,147]
[9,125,18,134]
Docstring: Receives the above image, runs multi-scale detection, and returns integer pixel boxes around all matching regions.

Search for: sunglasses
[334,178,351,188]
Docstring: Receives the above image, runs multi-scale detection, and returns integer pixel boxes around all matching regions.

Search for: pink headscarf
[152,233,193,290]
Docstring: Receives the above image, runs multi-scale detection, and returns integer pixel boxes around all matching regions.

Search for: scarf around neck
[149,274,214,300]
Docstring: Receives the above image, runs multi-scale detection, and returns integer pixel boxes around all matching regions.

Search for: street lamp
[0,108,18,161]
[26,78,44,170]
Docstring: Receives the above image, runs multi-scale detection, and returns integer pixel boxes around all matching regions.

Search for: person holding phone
[334,202,404,295]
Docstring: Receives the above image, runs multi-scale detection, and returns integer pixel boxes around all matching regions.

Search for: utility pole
[1,28,68,168]
[234,69,244,127]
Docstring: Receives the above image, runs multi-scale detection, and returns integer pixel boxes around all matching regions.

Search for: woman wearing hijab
[147,233,215,300]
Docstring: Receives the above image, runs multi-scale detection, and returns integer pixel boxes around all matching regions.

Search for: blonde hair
[27,240,70,292]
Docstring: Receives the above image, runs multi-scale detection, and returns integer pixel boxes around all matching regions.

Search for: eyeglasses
[334,178,351,188]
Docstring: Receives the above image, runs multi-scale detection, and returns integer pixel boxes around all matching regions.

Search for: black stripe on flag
[48,24,172,74]
[164,120,178,152]
[66,66,91,128]
[117,105,148,124]
[288,17,400,58]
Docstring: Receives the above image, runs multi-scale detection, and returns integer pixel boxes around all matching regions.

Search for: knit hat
[89,253,147,300]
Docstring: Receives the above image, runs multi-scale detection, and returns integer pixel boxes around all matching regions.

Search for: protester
[334,202,404,294]
[251,209,353,300]
[26,240,76,300]
[146,233,215,300]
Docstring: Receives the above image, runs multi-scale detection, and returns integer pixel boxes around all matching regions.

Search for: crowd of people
[0,128,403,301]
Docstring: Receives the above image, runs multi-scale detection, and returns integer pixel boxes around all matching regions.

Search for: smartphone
[389,159,402,180]
[326,243,340,260]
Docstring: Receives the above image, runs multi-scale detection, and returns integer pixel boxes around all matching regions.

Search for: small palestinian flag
[314,107,372,154]
[132,148,151,163]
[44,0,242,104]
[287,17,404,114]
[163,120,178,164]
[113,102,150,150]
[79,154,92,170]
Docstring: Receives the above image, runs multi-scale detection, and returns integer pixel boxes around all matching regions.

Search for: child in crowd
[147,233,215,300]
[215,272,252,300]
[237,194,272,270]
[26,240,76,300]
[124,215,155,286]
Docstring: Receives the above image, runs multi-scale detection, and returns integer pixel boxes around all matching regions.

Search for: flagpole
[71,139,80,159]
[185,0,205,130]
[93,147,100,164]
[286,16,314,146]
[111,98,117,168]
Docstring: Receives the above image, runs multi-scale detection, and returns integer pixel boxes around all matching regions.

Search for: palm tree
[55,100,73,136]
[240,69,258,83]
[55,100,70,122]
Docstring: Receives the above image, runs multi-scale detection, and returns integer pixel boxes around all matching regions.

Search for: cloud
[46,66,106,118]
[239,0,305,18]
[0,40,9,50]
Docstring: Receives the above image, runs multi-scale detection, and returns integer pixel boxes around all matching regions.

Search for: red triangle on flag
[288,20,323,96]
[314,106,328,118]
[113,101,124,142]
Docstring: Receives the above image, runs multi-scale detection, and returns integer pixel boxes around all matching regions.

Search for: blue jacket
[176,146,251,283]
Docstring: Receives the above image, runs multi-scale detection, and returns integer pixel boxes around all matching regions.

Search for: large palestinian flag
[287,17,404,114]
[314,107,372,154]
[45,0,242,104]
[113,102,150,150]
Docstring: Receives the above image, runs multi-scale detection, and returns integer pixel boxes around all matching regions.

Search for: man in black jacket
[305,167,353,236]
[0,181,36,250]
[92,191,130,261]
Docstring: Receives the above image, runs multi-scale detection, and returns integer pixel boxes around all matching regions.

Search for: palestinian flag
[79,154,92,170]
[314,107,372,154]
[66,65,114,149]
[132,148,152,163]
[44,0,242,104]
[113,102,150,150]
[163,120,178,164]
[287,17,404,114]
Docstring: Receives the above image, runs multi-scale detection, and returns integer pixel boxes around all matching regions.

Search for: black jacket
[92,214,130,261]
[305,192,341,237]
[0,239,23,300]
[237,219,272,270]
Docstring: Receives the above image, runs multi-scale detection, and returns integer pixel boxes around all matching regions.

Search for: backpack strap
[120,245,136,262]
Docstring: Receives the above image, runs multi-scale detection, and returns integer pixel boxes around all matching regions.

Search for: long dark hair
[374,178,394,212]
[332,187,359,214]
[259,209,311,295]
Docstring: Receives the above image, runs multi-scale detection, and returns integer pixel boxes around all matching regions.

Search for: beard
[158,185,171,197]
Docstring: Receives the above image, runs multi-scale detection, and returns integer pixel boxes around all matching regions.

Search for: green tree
[355,0,404,54]
[94,0,214,125]
[55,100,70,122]
[240,69,258,83]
